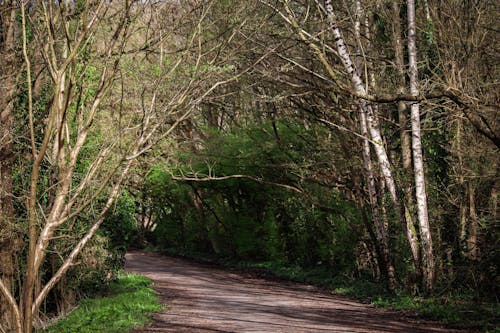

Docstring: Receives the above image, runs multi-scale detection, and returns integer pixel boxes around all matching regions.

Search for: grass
[43,273,162,333]
[371,295,500,332]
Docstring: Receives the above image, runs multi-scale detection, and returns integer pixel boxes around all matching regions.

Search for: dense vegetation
[0,1,498,332]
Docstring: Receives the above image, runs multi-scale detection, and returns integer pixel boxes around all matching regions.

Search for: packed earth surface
[125,251,465,333]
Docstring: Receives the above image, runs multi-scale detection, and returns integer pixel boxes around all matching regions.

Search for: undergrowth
[43,273,162,333]
[372,295,499,332]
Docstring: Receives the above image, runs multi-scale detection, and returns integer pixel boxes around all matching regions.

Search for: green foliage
[44,273,162,333]
[102,191,138,253]
[140,113,500,331]
[144,166,203,250]
[144,120,361,277]
[62,234,115,297]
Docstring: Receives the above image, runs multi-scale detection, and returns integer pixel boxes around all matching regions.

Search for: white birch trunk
[407,0,435,292]
[390,0,421,273]
[353,0,396,291]
[323,0,423,279]
[324,1,398,203]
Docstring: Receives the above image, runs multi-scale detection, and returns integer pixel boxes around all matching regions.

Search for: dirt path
[125,251,463,333]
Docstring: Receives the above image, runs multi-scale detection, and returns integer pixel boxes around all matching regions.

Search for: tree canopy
[0,1,498,332]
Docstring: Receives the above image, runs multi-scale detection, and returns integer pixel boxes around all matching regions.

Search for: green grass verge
[44,273,162,333]
[371,295,499,332]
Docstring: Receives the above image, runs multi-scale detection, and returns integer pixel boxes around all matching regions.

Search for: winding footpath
[125,251,464,333]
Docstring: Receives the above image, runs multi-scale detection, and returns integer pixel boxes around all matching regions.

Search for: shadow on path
[125,251,464,333]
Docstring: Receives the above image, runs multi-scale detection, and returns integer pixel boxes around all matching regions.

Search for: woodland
[0,0,498,332]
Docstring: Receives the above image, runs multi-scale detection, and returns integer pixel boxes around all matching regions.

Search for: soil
[125,251,466,333]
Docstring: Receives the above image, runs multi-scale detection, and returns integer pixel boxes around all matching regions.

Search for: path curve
[125,251,462,333]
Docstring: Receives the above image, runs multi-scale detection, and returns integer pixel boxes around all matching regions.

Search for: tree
[0,1,248,331]
[406,0,434,292]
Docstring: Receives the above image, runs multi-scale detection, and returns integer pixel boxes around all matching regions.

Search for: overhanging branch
[170,172,347,217]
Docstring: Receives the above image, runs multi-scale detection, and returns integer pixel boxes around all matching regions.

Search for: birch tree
[407,0,435,292]
[259,0,421,286]
[352,0,396,291]
[389,0,419,271]
[321,0,424,286]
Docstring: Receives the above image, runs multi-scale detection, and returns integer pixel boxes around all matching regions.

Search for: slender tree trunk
[407,0,435,292]
[467,184,479,260]
[352,0,395,290]
[324,1,394,203]
[390,0,422,282]
[422,0,432,22]
[491,180,498,221]
[323,0,419,275]
[358,107,396,290]
[454,118,468,249]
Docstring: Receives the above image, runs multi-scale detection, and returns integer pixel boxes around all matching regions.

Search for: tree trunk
[467,184,479,260]
[390,1,421,278]
[453,118,468,249]
[0,3,20,331]
[407,0,435,292]
[352,0,395,290]
[491,180,498,221]
[358,106,396,291]
[324,0,419,276]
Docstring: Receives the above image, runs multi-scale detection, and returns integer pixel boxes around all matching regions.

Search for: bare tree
[0,1,251,332]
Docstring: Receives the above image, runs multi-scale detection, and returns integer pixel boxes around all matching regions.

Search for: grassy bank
[44,273,162,333]
[152,247,499,332]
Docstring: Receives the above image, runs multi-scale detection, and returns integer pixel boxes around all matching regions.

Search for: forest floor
[124,250,469,333]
